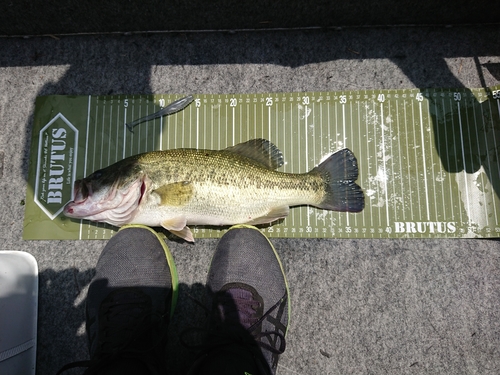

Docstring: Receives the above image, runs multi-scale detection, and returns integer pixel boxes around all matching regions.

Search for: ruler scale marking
[349,97,358,231]
[482,100,498,223]
[108,104,112,167]
[411,99,422,224]
[403,98,414,223]
[433,95,445,222]
[395,97,404,222]
[418,99,430,221]
[380,100,390,226]
[495,99,500,187]
[425,97,438,221]
[471,98,490,226]
[373,98,382,229]
[456,100,472,225]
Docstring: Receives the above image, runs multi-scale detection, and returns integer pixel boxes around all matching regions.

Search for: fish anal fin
[224,139,284,170]
[160,217,195,242]
[154,181,193,206]
[246,206,290,225]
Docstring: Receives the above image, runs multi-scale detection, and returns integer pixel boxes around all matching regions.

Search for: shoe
[57,225,178,375]
[188,225,290,375]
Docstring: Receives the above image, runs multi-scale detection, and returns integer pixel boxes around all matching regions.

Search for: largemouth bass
[63,139,364,241]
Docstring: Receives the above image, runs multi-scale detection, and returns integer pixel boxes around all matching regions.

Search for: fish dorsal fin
[154,181,193,206]
[224,139,284,170]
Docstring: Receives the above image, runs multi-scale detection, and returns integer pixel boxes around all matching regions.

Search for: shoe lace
[247,294,287,355]
[216,287,286,354]
[181,286,287,372]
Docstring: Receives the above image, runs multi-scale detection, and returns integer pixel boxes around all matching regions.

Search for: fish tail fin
[312,149,365,212]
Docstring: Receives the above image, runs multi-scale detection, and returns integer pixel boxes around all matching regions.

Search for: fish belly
[180,181,319,226]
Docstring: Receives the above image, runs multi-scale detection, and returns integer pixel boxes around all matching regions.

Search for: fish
[63,139,364,242]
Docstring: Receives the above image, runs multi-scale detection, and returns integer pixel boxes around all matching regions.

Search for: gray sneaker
[189,224,290,375]
[57,225,178,375]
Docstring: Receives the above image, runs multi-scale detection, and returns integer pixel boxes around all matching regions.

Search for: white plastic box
[0,251,38,375]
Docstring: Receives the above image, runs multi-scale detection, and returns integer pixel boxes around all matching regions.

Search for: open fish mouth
[63,180,92,215]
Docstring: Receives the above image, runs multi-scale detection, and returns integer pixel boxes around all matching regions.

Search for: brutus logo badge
[34,113,78,219]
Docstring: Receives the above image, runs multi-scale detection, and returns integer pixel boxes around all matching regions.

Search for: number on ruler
[339,95,347,104]
[493,90,500,99]
[302,96,310,105]
[416,93,424,102]
[230,98,237,107]
[266,97,273,106]
[195,99,201,107]
[454,92,462,101]
[159,98,165,108]
[124,99,128,108]
[377,94,385,103]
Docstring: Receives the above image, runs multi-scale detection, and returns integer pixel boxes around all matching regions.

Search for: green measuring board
[24,86,500,240]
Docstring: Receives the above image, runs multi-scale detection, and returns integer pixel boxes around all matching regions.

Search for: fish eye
[92,170,103,179]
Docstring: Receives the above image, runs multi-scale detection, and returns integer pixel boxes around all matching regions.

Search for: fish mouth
[63,179,92,215]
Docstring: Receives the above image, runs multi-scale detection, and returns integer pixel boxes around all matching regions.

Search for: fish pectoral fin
[161,217,195,242]
[154,181,194,206]
[246,206,290,225]
[224,139,284,170]
[161,217,187,231]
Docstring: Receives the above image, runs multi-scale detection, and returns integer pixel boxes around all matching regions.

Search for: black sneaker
[188,225,290,375]
[57,225,178,375]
